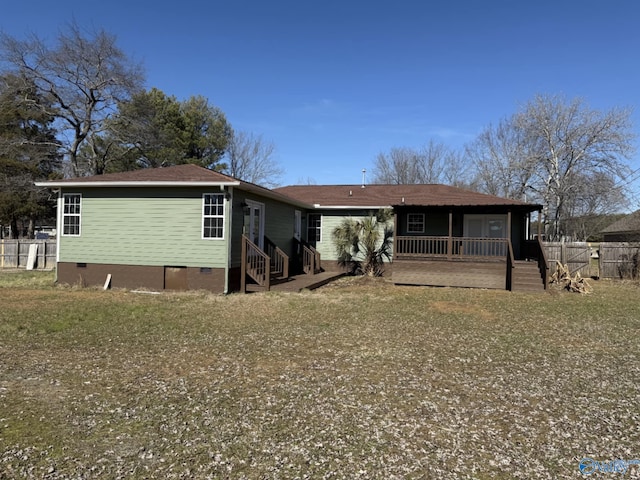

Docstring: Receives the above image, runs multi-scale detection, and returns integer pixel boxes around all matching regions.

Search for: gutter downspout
[224,186,233,294]
[447,210,453,259]
[55,189,61,283]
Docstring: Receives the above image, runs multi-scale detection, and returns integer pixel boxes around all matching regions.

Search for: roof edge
[35,180,241,188]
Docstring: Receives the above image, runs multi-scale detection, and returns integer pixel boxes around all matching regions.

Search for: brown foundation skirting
[57,262,228,293]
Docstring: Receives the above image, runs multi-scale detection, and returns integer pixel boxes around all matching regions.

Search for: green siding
[315,210,393,262]
[59,187,230,267]
[229,190,299,267]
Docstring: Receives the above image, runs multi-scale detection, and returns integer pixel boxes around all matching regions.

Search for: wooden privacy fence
[0,240,56,270]
[598,243,640,279]
[543,242,592,277]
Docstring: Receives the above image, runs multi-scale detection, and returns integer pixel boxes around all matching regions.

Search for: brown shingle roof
[37,165,541,211]
[601,210,640,234]
[275,184,540,209]
[36,164,314,209]
[43,164,238,184]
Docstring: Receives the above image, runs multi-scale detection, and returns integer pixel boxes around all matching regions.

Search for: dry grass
[1,272,640,479]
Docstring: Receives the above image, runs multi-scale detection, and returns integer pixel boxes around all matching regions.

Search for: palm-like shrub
[332,209,394,276]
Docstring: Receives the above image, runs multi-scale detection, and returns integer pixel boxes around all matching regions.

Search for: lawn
[1,271,639,479]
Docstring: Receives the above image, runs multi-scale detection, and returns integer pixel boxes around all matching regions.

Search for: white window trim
[308,213,322,243]
[294,210,302,241]
[62,193,82,237]
[407,213,425,234]
[202,193,225,240]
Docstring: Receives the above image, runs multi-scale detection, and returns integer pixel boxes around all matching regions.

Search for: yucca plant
[332,208,394,276]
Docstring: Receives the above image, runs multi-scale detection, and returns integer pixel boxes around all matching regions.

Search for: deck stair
[511,260,546,292]
[243,235,329,293]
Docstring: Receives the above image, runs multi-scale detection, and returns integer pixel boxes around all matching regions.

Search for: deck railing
[395,236,509,260]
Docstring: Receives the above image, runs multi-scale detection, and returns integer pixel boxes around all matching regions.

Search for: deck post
[447,210,453,259]
[241,235,247,293]
[393,210,398,261]
[507,210,512,245]
[537,209,542,239]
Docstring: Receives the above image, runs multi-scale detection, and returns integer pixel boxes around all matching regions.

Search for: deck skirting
[392,259,507,289]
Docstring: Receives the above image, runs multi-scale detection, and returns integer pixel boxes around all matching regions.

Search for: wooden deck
[246,271,345,293]
[392,258,546,292]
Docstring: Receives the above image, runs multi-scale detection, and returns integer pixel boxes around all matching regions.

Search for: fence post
[599,246,603,278]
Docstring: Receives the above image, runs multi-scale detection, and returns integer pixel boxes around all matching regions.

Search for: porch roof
[275,184,541,211]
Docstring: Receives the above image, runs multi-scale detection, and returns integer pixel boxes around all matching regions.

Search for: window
[407,213,425,233]
[62,194,81,236]
[307,214,321,245]
[203,193,225,239]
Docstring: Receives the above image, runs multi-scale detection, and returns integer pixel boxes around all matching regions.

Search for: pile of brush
[550,261,593,294]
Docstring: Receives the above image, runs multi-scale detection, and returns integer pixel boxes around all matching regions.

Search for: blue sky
[2,0,640,192]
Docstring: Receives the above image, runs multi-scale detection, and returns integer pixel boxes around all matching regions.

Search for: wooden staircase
[511,261,546,292]
[242,235,324,293]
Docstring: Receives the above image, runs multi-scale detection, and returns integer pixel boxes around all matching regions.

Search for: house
[36,164,314,293]
[37,164,547,293]
[275,184,546,291]
[600,210,640,242]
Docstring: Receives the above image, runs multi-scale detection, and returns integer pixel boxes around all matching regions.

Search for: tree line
[371,95,636,241]
[0,23,280,238]
[1,23,636,241]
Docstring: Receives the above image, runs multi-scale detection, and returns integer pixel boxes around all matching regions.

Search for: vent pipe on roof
[361,169,366,188]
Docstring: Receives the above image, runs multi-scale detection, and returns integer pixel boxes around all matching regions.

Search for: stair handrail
[537,236,550,290]
[298,238,321,274]
[264,235,289,279]
[506,239,515,291]
[241,235,271,292]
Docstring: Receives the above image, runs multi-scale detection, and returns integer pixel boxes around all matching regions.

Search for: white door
[244,200,265,249]
[466,217,484,238]
[294,210,302,241]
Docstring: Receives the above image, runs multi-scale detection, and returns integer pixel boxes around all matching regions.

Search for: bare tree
[466,118,537,200]
[224,130,283,187]
[469,94,635,239]
[0,22,145,177]
[372,140,469,186]
[561,172,627,240]
[519,95,634,239]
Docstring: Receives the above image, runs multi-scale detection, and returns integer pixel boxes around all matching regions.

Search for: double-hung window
[203,193,225,239]
[407,213,425,234]
[62,194,81,236]
[307,214,321,245]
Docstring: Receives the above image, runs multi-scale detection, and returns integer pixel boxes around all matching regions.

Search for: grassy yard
[1,271,639,479]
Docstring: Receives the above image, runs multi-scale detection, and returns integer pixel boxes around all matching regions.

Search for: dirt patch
[430,300,495,321]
